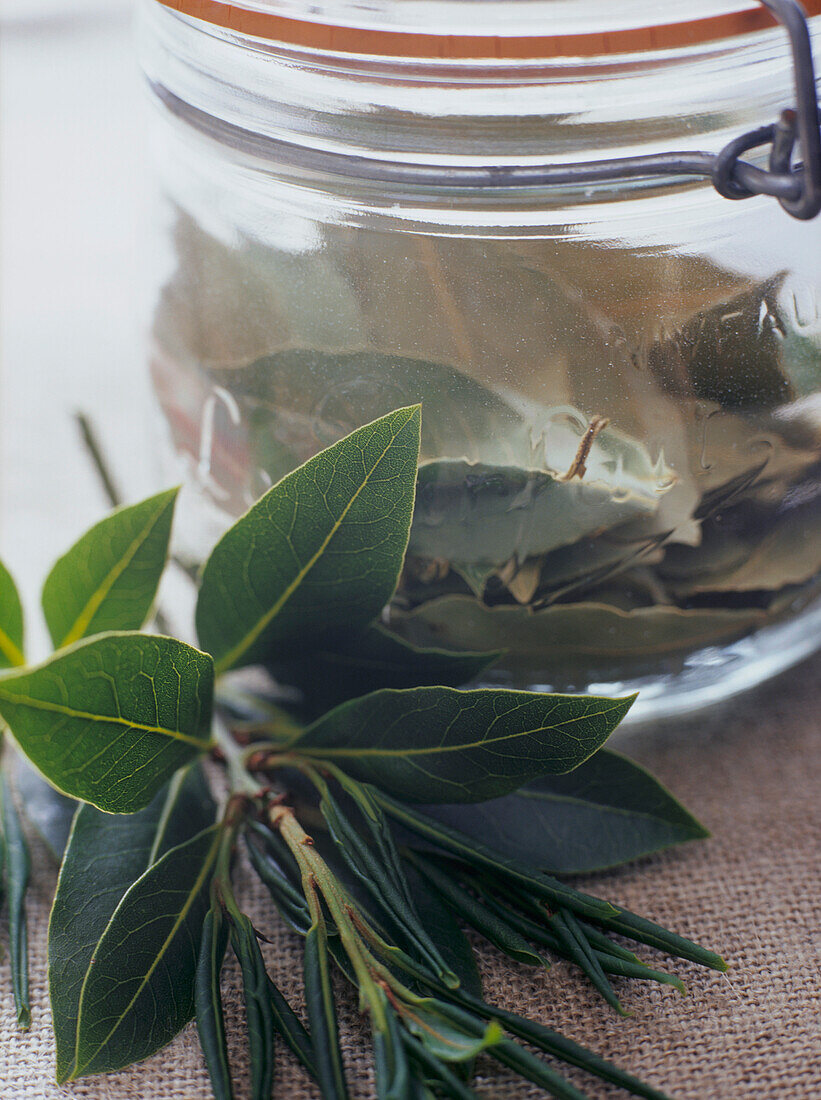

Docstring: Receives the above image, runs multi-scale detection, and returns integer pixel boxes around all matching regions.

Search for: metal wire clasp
[710,0,821,219]
[152,0,821,212]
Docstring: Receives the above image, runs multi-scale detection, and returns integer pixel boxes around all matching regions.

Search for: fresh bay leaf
[410,451,670,572]
[294,687,633,803]
[69,825,220,1080]
[1,775,31,1028]
[41,488,178,649]
[13,759,75,860]
[0,633,214,813]
[390,596,769,681]
[196,406,421,675]
[273,624,497,714]
[49,766,217,1081]
[415,749,708,874]
[0,558,24,669]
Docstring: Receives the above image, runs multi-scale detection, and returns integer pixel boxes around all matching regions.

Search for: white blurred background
[1,0,126,19]
[1,0,154,654]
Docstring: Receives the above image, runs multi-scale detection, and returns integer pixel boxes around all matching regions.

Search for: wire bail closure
[709,0,821,219]
[153,0,821,214]
[537,0,821,221]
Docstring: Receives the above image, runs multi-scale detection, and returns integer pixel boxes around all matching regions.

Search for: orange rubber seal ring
[155,0,821,58]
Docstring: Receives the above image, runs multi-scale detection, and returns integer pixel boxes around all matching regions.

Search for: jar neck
[140,0,821,206]
[149,0,820,51]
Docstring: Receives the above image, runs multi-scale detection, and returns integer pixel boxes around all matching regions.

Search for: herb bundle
[0,406,724,1099]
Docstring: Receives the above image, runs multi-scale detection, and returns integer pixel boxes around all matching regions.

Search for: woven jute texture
[2,652,820,1100]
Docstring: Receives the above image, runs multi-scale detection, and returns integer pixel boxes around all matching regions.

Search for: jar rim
[155,0,821,58]
[142,0,819,212]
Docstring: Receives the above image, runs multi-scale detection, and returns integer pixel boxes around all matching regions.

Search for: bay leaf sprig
[0,406,724,1099]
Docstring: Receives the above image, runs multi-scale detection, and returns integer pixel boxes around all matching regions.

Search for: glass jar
[140,0,821,721]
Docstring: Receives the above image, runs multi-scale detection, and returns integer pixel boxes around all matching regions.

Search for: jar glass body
[141,1,821,721]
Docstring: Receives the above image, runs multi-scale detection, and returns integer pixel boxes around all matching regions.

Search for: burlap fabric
[2,652,820,1100]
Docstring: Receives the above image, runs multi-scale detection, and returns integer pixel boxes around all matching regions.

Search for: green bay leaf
[14,759,76,860]
[415,749,708,874]
[294,687,633,803]
[0,633,214,813]
[273,624,497,715]
[0,558,24,669]
[42,488,178,649]
[71,824,220,1079]
[49,766,217,1082]
[196,406,421,674]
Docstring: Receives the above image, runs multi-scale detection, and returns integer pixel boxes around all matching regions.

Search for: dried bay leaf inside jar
[144,0,821,718]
